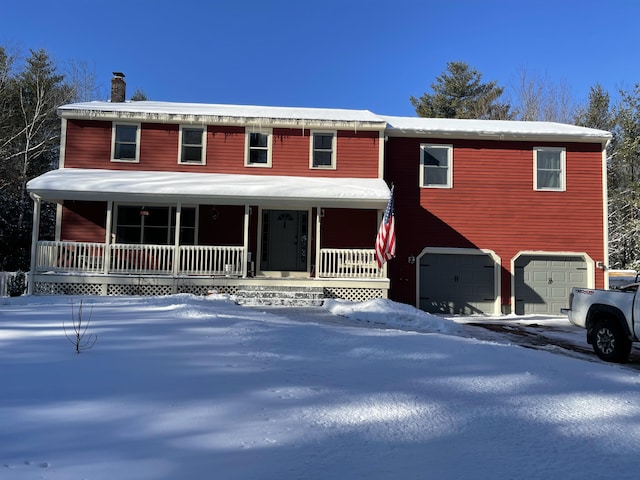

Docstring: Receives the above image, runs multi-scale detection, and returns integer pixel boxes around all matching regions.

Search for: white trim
[420,144,453,189]
[602,140,611,289]
[415,246,501,315]
[378,131,385,178]
[28,194,41,295]
[178,125,207,165]
[59,118,67,168]
[244,127,273,168]
[310,130,337,170]
[533,146,566,191]
[243,205,250,278]
[55,203,63,241]
[510,250,595,314]
[315,207,322,277]
[110,122,141,163]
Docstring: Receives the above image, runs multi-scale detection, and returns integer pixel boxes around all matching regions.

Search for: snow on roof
[58,101,386,127]
[382,115,612,142]
[27,168,391,209]
[58,101,612,141]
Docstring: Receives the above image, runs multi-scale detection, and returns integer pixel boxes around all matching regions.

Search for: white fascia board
[58,102,387,131]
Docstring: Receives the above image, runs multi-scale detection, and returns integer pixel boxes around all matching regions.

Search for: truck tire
[592,318,632,363]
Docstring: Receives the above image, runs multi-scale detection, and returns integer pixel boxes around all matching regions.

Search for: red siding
[322,209,377,248]
[198,205,245,245]
[60,201,107,241]
[385,137,606,307]
[64,120,112,168]
[63,120,380,178]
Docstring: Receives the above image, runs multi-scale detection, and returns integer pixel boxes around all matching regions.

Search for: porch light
[408,255,416,264]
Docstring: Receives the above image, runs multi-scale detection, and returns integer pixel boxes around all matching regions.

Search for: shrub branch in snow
[64,300,97,354]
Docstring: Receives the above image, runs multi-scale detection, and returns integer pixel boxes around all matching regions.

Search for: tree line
[0,50,639,272]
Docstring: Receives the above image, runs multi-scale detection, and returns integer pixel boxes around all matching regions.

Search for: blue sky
[2,0,639,116]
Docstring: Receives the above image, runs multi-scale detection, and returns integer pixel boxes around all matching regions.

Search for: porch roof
[27,168,391,209]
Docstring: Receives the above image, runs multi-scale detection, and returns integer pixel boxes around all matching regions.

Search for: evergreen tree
[0,49,72,270]
[410,61,512,120]
[606,85,640,269]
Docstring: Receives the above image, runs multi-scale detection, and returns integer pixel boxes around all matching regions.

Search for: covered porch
[27,169,391,302]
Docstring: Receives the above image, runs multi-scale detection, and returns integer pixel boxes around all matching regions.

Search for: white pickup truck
[563,284,639,363]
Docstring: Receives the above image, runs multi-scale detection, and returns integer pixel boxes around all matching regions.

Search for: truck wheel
[592,318,632,363]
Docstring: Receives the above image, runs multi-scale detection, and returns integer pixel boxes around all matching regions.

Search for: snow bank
[324,298,462,334]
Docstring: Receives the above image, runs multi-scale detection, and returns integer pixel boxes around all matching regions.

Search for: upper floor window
[179,126,206,164]
[420,144,452,188]
[534,147,565,191]
[245,129,272,167]
[111,123,140,162]
[310,131,336,169]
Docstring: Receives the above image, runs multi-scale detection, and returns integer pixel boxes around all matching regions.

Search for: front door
[260,209,308,272]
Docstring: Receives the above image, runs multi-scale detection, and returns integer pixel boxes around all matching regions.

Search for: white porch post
[242,205,250,277]
[103,201,113,274]
[173,203,182,275]
[27,194,41,295]
[315,206,322,277]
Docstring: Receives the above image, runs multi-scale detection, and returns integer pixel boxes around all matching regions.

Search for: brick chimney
[111,72,126,102]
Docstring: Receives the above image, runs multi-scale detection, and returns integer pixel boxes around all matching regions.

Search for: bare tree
[65,59,104,102]
[511,68,578,123]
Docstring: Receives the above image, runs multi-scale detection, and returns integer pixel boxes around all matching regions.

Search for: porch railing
[35,242,384,280]
[36,241,244,277]
[179,245,244,276]
[318,248,383,279]
[37,241,106,273]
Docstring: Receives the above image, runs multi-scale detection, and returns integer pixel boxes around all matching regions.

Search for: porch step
[235,285,324,307]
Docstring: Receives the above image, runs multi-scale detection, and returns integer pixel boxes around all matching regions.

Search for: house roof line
[57,101,613,142]
[27,168,391,209]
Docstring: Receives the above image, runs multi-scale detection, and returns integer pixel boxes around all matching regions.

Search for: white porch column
[103,201,113,274]
[315,206,322,277]
[242,205,250,277]
[173,203,182,275]
[27,194,41,295]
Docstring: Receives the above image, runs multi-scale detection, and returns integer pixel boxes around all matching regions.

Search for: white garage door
[514,255,588,315]
[419,252,497,315]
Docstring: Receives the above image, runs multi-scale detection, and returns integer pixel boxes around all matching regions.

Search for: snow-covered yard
[2,294,640,479]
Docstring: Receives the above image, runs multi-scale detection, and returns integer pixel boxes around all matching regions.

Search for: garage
[514,255,589,315]
[418,250,498,315]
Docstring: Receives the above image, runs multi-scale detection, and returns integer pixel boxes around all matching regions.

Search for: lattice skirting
[323,287,384,302]
[33,280,384,302]
[34,282,103,296]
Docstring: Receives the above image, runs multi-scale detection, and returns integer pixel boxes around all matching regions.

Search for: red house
[26,74,611,314]
[383,116,610,315]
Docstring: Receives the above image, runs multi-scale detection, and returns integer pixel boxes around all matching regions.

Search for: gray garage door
[514,255,588,315]
[419,252,497,314]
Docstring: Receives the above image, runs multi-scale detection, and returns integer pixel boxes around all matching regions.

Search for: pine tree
[0,49,71,270]
[410,61,512,120]
[606,85,640,269]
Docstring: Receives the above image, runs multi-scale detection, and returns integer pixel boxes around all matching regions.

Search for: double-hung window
[245,129,272,167]
[179,126,206,164]
[534,147,565,191]
[420,144,453,188]
[111,123,140,162]
[310,131,336,169]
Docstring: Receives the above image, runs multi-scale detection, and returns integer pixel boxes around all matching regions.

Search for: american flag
[375,186,396,268]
